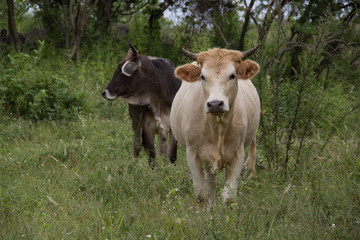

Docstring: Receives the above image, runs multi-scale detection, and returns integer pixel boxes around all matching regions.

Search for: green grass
[0,43,359,239]
[1,105,359,239]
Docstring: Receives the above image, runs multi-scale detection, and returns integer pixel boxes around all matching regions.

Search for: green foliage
[0,1,7,29]
[0,41,11,60]
[0,43,84,120]
[211,8,242,48]
[123,15,182,64]
[253,11,360,171]
[0,0,30,31]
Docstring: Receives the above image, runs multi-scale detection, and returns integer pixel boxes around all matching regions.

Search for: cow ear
[175,64,201,82]
[236,60,260,80]
[122,60,140,77]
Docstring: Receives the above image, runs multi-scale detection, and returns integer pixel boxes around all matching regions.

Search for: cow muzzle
[102,89,117,100]
[206,100,228,114]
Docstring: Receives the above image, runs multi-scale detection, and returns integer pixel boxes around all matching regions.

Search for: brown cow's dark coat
[102,43,181,164]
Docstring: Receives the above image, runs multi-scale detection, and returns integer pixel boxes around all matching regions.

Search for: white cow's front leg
[222,147,245,205]
[204,166,216,206]
[186,148,206,203]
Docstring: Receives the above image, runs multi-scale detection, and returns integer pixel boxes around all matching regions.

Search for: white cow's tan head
[175,48,260,114]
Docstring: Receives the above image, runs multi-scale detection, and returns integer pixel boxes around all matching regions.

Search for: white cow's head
[175,48,260,114]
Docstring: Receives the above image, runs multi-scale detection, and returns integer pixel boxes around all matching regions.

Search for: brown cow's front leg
[158,130,168,163]
[142,122,156,166]
[129,104,144,158]
[133,134,142,158]
[167,131,177,164]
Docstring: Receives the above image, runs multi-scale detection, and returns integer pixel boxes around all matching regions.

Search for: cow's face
[102,49,143,101]
[175,49,260,114]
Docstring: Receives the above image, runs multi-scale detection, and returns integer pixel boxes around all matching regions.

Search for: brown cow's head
[175,48,260,114]
[102,42,147,104]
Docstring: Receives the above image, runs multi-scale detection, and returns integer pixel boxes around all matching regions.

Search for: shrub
[0,44,84,120]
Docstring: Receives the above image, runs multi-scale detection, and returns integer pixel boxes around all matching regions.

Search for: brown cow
[102,42,181,164]
[170,47,260,205]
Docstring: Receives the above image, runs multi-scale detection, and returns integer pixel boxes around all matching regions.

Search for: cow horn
[181,47,198,60]
[241,44,261,59]
[128,41,138,57]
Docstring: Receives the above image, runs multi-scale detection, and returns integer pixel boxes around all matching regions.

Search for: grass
[1,103,359,239]
[0,44,359,239]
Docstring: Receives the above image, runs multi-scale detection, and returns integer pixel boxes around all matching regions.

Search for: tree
[284,0,360,78]
[251,0,290,44]
[181,0,240,48]
[68,0,99,60]
[6,0,20,51]
[95,0,113,33]
[239,0,256,50]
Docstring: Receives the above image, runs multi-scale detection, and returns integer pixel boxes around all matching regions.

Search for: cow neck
[206,107,234,174]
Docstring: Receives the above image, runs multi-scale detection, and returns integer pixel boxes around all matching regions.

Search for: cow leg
[142,123,156,165]
[133,127,143,158]
[129,105,143,158]
[244,137,256,179]
[222,147,245,205]
[204,166,216,206]
[186,148,206,203]
[158,130,168,162]
[167,131,177,164]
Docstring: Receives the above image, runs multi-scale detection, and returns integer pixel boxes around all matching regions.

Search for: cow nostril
[207,100,224,111]
[102,90,106,98]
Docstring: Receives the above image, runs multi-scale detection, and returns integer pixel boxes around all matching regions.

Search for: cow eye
[201,75,206,81]
[229,74,236,80]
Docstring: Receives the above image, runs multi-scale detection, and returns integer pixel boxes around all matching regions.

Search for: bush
[0,45,84,120]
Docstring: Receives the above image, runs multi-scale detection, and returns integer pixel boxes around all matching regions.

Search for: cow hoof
[247,171,255,180]
[222,189,235,206]
[223,197,233,206]
[196,194,207,205]
[148,159,155,169]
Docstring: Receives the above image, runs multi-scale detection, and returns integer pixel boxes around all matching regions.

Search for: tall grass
[1,38,359,239]
[1,109,359,239]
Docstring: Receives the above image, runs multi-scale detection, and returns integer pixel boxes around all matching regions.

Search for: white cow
[170,47,260,205]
